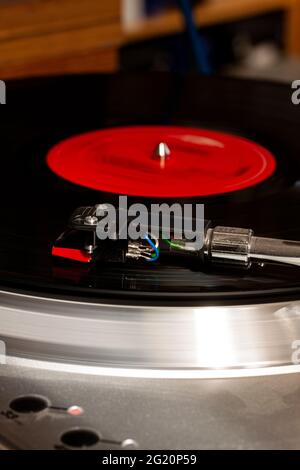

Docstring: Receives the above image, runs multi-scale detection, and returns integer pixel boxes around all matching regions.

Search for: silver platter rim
[1,289,300,379]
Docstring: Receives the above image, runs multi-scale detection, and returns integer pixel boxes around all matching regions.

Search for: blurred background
[0,0,300,81]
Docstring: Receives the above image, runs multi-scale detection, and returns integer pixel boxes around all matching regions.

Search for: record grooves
[0,74,299,304]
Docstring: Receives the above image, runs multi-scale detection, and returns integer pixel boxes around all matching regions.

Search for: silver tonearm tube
[207,226,300,268]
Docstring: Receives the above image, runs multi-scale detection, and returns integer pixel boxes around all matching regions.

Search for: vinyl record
[1,73,300,303]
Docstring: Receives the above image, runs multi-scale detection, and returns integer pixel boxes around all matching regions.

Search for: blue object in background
[177,0,212,74]
[145,0,212,74]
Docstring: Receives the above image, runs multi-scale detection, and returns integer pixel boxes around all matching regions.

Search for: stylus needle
[208,226,300,268]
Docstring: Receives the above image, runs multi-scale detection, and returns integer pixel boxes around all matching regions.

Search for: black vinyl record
[0,73,300,304]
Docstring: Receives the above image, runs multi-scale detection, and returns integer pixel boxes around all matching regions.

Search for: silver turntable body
[1,290,300,449]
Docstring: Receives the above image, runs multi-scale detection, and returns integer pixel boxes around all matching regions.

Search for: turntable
[1,73,300,450]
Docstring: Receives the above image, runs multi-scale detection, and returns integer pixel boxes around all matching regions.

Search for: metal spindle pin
[153,142,171,169]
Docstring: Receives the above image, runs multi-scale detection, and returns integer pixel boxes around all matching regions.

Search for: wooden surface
[0,0,122,78]
[0,23,121,78]
[0,45,119,79]
[123,0,300,55]
[0,0,120,42]
[1,0,300,79]
[285,0,300,55]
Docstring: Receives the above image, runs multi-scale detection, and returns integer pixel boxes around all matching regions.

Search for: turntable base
[2,362,300,449]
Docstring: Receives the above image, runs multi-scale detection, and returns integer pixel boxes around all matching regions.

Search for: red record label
[46,126,276,198]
